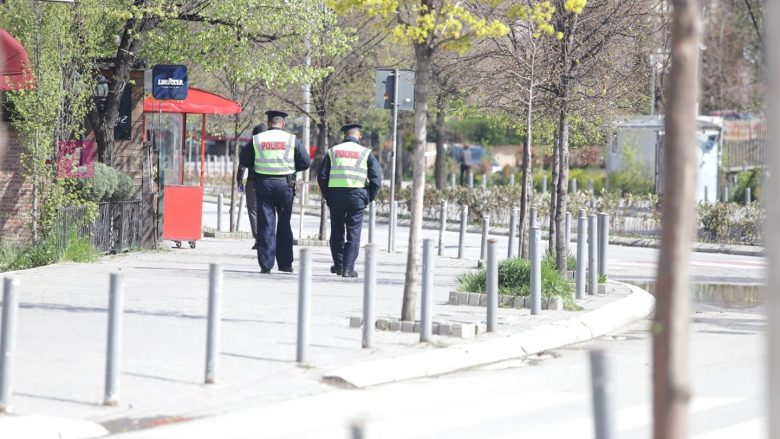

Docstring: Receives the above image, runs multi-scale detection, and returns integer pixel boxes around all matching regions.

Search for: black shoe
[278,267,294,273]
[261,268,271,274]
[342,270,358,278]
[252,243,258,250]
[330,265,343,276]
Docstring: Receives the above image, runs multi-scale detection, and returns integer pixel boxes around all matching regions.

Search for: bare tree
[652,0,700,437]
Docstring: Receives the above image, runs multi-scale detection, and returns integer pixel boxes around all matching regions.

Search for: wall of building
[0,122,34,242]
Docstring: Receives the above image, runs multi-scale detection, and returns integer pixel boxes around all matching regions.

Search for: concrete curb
[322,280,654,388]
[0,415,108,439]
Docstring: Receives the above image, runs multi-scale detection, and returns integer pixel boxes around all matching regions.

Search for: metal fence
[722,138,767,171]
[56,201,142,256]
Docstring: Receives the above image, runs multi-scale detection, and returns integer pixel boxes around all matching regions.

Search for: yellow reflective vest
[328,141,370,188]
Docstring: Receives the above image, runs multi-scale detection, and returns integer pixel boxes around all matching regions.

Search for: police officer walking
[237,123,266,249]
[317,123,382,278]
[240,110,310,273]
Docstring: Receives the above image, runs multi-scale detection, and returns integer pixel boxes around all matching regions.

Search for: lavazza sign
[151,64,189,100]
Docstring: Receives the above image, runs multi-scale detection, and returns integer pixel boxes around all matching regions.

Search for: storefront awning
[144,87,241,115]
[0,29,34,91]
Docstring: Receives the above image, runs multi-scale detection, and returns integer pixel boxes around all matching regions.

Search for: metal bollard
[588,179,594,195]
[590,349,615,439]
[510,173,515,186]
[530,206,537,229]
[597,213,609,279]
[724,186,730,203]
[508,207,518,259]
[576,210,586,300]
[542,175,548,194]
[296,248,312,363]
[350,420,367,439]
[104,273,124,406]
[450,173,456,189]
[529,227,541,315]
[438,200,447,257]
[571,178,578,194]
[746,187,752,204]
[205,264,222,384]
[363,244,376,348]
[217,193,223,232]
[588,214,598,295]
[389,200,398,253]
[480,215,491,261]
[0,277,19,413]
[237,193,244,230]
[421,239,434,342]
[481,175,487,190]
[704,186,709,204]
[565,211,572,250]
[368,201,376,244]
[487,239,498,331]
[468,170,474,188]
[458,205,468,259]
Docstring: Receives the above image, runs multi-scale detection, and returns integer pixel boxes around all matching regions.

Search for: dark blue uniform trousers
[255,177,294,271]
[329,206,365,271]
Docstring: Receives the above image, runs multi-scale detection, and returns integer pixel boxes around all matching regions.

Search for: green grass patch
[457,257,573,305]
[0,231,99,272]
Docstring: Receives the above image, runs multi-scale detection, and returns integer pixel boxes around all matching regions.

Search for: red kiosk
[144,88,241,248]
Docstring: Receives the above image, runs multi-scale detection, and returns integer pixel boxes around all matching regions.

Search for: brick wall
[0,122,34,243]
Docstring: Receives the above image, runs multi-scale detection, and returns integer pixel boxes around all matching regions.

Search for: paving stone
[548,297,564,311]
[349,316,362,328]
[401,321,415,333]
[475,323,488,335]
[432,322,440,335]
[468,293,482,306]
[499,295,513,307]
[448,291,458,304]
[438,323,452,336]
[388,319,402,331]
[375,318,389,330]
[478,294,488,306]
[457,292,469,305]
[452,323,476,339]
[514,296,526,309]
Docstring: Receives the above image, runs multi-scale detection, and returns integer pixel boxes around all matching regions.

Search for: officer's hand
[238,182,245,193]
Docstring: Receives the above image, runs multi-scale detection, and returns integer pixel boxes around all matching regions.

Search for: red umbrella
[0,29,34,91]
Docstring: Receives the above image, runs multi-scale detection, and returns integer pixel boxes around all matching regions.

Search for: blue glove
[238,182,245,193]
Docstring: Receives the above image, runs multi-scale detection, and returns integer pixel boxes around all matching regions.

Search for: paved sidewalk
[0,227,651,438]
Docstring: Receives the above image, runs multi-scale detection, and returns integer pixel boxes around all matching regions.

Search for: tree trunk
[395,139,404,190]
[519,54,535,260]
[555,115,569,273]
[229,115,240,232]
[401,44,432,321]
[652,1,700,437]
[549,132,560,255]
[434,97,447,189]
[767,0,780,433]
[317,119,329,240]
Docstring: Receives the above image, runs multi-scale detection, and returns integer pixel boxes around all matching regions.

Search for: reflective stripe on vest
[328,142,370,188]
[253,130,296,175]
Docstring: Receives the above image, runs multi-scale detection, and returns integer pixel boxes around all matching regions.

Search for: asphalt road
[112,304,764,439]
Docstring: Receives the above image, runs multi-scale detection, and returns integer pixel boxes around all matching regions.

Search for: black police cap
[252,124,266,135]
[341,123,363,133]
[265,110,288,119]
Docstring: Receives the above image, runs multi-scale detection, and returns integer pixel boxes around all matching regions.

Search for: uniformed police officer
[317,123,382,278]
[237,123,266,249]
[240,110,310,273]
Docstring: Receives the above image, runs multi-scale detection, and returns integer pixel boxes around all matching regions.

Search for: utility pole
[653,1,700,438]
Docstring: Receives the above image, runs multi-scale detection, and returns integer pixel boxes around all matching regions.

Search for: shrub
[457,257,573,302]
[542,250,576,271]
[79,163,134,202]
[606,170,655,195]
[112,172,134,201]
[733,169,762,203]
[60,231,98,263]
